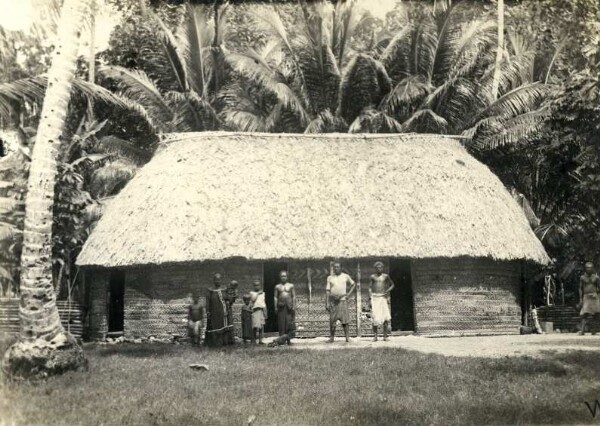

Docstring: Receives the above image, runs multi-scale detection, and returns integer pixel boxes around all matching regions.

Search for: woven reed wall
[107,259,381,340]
[86,270,109,340]
[412,258,522,336]
[83,257,525,339]
[123,260,262,339]
[0,299,85,338]
[536,305,580,332]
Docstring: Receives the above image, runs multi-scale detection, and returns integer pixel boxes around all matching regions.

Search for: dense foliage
[0,0,598,301]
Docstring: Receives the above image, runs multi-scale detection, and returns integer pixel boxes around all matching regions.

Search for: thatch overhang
[76,132,550,268]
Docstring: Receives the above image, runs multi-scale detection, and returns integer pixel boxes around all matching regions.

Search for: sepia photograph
[0,0,599,424]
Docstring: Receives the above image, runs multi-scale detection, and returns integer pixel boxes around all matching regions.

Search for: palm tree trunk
[491,0,504,100]
[3,0,90,379]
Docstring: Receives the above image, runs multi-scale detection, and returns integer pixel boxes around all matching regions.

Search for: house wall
[83,257,524,340]
[85,269,109,340]
[411,258,522,336]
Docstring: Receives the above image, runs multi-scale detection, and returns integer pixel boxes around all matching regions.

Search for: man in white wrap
[369,261,395,341]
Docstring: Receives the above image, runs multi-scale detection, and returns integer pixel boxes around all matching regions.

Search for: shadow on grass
[486,355,570,378]
[92,343,191,358]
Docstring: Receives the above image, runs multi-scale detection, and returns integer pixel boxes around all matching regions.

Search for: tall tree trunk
[2,0,90,380]
[491,0,504,100]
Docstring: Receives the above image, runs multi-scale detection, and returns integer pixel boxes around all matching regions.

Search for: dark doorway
[108,270,125,333]
[263,262,288,333]
[389,259,415,331]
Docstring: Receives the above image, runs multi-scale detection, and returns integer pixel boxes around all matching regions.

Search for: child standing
[241,293,253,344]
[187,293,205,346]
[250,280,267,345]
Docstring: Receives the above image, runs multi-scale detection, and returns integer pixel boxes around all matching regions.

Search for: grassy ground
[1,339,599,425]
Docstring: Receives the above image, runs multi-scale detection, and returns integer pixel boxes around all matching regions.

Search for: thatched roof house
[77,132,548,339]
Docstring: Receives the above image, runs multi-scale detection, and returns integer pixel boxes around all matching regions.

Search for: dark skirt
[205,289,234,346]
[330,299,349,325]
[241,309,253,340]
[277,305,296,337]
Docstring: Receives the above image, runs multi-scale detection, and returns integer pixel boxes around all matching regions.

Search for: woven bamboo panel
[536,306,580,332]
[412,258,522,335]
[0,299,85,338]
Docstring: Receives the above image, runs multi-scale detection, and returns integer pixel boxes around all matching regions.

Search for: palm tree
[2,0,90,379]
[100,3,225,133]
[346,0,549,148]
[223,0,372,133]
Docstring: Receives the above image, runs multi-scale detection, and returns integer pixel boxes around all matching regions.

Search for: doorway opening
[108,270,125,334]
[388,259,415,331]
[263,262,288,333]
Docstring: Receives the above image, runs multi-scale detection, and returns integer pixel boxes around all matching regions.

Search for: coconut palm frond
[379,25,414,81]
[179,3,213,96]
[331,0,366,68]
[95,135,152,166]
[226,51,309,126]
[218,81,271,132]
[251,6,295,58]
[89,160,137,199]
[304,109,348,133]
[150,11,189,93]
[473,82,547,124]
[339,54,392,123]
[400,108,448,133]
[348,107,403,133]
[297,44,340,115]
[382,75,432,117]
[165,90,220,131]
[100,65,175,127]
[471,106,550,150]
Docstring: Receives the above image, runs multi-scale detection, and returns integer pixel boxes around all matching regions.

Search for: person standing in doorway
[205,273,233,346]
[250,279,267,345]
[369,261,395,342]
[578,261,600,335]
[326,261,356,343]
[274,271,296,345]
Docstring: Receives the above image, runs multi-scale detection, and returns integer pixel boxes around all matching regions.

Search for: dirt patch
[268,334,600,358]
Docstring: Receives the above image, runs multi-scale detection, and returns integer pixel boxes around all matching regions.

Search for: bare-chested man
[579,261,600,335]
[326,261,356,343]
[369,261,395,341]
[274,271,296,345]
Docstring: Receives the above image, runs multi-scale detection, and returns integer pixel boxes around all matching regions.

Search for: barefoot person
[275,271,296,345]
[250,279,267,345]
[579,262,600,335]
[241,294,253,344]
[187,293,205,346]
[369,261,395,341]
[205,273,233,346]
[326,261,356,343]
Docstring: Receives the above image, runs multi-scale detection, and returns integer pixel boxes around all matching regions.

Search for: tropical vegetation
[0,0,598,376]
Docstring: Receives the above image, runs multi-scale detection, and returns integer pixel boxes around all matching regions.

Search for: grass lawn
[1,339,599,425]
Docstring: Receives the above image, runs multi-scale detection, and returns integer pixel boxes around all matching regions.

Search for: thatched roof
[76,132,549,267]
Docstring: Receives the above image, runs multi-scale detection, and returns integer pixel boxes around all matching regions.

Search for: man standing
[326,261,356,343]
[274,271,296,345]
[579,262,600,335]
[369,261,395,342]
[205,273,233,346]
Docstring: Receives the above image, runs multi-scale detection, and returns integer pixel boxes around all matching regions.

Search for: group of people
[186,260,397,346]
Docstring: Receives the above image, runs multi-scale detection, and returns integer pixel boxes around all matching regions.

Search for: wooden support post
[307,267,312,317]
[356,261,362,338]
